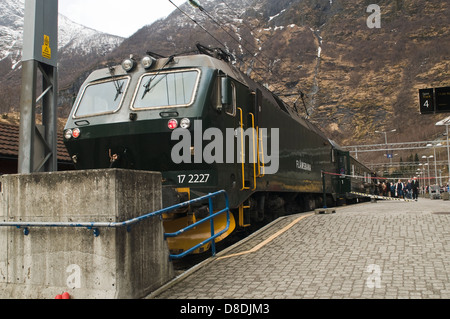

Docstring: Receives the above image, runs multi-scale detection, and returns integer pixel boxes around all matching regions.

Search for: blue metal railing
[0,190,231,260]
[165,190,230,259]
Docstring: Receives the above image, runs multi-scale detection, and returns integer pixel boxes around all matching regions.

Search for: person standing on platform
[382,182,388,197]
[406,179,413,199]
[412,177,419,201]
[396,179,404,198]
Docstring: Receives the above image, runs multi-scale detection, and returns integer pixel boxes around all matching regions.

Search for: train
[63,45,374,255]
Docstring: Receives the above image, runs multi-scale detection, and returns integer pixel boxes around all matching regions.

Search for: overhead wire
[190,0,269,68]
[220,1,288,71]
[203,0,312,114]
[167,0,269,86]
[189,1,285,84]
[219,0,310,98]
[221,0,258,34]
[188,0,273,81]
[167,0,310,116]
[167,0,227,49]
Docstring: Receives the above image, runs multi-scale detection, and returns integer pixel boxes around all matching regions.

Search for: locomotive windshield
[132,69,200,109]
[74,77,129,117]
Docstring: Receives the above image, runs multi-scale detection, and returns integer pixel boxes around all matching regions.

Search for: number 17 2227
[177,173,210,184]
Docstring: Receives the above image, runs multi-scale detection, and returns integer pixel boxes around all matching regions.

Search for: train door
[254,89,264,180]
[220,77,252,195]
[220,76,265,226]
[236,87,257,192]
[236,87,264,191]
[336,150,351,196]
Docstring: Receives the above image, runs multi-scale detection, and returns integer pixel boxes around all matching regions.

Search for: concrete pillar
[0,169,174,299]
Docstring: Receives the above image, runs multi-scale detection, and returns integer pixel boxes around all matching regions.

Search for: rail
[237,107,257,191]
[0,190,231,260]
[238,107,250,191]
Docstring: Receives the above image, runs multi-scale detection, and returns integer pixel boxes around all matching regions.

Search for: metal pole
[18,60,38,173]
[435,117,450,188]
[322,171,327,208]
[375,129,396,164]
[19,0,58,173]
[447,124,450,187]
[433,147,437,186]
[208,197,216,257]
[383,132,388,163]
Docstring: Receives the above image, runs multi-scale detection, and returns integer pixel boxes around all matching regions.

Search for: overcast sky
[58,0,187,38]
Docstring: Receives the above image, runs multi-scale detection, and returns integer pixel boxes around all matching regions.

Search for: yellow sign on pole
[42,34,51,59]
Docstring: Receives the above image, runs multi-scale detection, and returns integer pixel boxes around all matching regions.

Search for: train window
[74,77,129,118]
[224,82,236,116]
[132,69,200,110]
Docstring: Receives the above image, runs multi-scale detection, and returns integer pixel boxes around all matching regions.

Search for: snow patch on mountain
[58,14,123,56]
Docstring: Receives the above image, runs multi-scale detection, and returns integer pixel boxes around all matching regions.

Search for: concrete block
[0,169,174,299]
[315,208,336,215]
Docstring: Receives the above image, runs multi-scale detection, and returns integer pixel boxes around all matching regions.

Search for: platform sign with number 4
[419,88,435,114]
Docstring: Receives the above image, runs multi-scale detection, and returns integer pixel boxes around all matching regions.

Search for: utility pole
[375,129,397,164]
[436,116,450,186]
[18,0,58,173]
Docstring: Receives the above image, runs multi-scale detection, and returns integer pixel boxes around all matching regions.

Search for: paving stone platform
[149,197,450,299]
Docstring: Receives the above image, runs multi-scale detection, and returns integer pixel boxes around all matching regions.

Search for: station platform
[149,197,450,300]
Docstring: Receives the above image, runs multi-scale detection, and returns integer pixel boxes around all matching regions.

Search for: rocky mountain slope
[1,0,449,152]
[105,0,450,147]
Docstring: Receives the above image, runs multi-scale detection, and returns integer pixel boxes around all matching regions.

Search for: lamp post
[422,155,433,189]
[417,167,425,194]
[426,142,442,186]
[419,163,425,187]
[436,116,450,186]
[416,168,423,194]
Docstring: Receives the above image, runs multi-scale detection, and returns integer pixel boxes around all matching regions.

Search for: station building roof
[0,122,72,173]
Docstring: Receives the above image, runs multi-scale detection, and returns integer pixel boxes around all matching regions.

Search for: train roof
[84,51,331,144]
[328,139,344,151]
[170,53,331,144]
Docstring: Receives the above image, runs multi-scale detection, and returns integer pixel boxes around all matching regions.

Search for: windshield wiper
[141,74,167,99]
[114,81,124,101]
[109,66,124,101]
[141,78,153,99]
[141,56,174,99]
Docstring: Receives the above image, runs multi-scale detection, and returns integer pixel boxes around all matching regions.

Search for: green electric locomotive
[63,46,372,254]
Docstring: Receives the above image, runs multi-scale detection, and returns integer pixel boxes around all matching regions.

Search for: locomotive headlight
[141,56,155,69]
[180,118,191,129]
[122,56,136,72]
[64,128,81,140]
[168,119,178,130]
[64,129,73,140]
